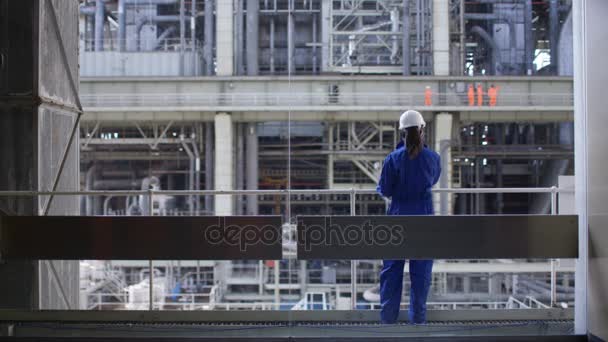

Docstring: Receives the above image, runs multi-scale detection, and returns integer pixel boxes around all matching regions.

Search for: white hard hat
[398,110,425,130]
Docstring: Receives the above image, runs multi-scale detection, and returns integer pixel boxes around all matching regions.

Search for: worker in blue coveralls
[376,110,441,324]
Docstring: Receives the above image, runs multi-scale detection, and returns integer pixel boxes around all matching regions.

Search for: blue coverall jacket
[376,143,441,324]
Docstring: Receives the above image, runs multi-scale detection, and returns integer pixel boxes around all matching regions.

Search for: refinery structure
[74,0,575,313]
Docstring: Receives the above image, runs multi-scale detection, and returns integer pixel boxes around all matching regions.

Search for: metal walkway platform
[0,310,583,341]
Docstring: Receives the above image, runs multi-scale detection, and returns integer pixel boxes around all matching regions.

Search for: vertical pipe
[549,0,558,71]
[258,260,264,295]
[180,0,186,75]
[246,0,259,75]
[402,0,411,75]
[204,0,214,75]
[148,190,154,310]
[95,0,104,52]
[205,123,214,213]
[236,0,244,75]
[149,259,154,310]
[350,189,357,310]
[321,0,330,72]
[192,135,201,214]
[524,0,533,74]
[192,0,197,74]
[416,0,421,71]
[274,260,280,308]
[459,0,464,75]
[312,14,318,74]
[197,260,201,286]
[439,140,450,215]
[270,17,275,74]
[550,186,557,306]
[118,0,126,51]
[246,123,259,215]
[496,125,504,214]
[236,123,245,215]
[327,124,334,189]
[287,0,295,74]
[181,138,195,214]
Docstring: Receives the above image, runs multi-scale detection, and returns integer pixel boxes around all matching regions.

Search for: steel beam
[0,308,574,323]
[297,215,578,259]
[0,216,282,260]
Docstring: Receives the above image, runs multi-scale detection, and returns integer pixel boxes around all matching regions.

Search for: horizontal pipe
[0,187,574,197]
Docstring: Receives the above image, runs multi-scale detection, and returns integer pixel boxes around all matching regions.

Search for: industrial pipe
[80,6,96,16]
[191,134,201,214]
[549,0,559,70]
[204,0,214,75]
[152,26,178,50]
[94,0,105,51]
[139,176,160,215]
[180,135,195,215]
[246,0,259,75]
[402,0,410,75]
[235,0,245,75]
[390,9,399,64]
[246,123,259,215]
[287,0,295,74]
[180,0,186,76]
[191,0,197,74]
[204,123,214,213]
[464,13,499,21]
[85,165,97,215]
[136,15,189,51]
[524,0,533,74]
[118,0,126,51]
[470,25,500,75]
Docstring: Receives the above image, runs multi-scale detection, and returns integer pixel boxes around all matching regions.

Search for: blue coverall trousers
[380,259,433,324]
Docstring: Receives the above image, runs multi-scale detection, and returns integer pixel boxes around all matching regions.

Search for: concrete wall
[0,0,80,309]
[573,0,608,338]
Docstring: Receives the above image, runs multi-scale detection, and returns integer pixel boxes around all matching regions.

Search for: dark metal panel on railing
[0,216,282,260]
[297,215,578,259]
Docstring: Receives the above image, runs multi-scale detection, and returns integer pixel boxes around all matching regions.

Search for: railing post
[350,188,357,310]
[148,189,154,311]
[550,185,557,307]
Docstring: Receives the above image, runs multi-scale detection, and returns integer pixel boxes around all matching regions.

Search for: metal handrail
[0,187,571,197]
[4,186,568,311]
[78,92,575,108]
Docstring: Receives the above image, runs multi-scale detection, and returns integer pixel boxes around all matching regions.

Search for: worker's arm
[377,154,397,198]
[433,154,442,186]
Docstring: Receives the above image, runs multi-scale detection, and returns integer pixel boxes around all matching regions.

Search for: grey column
[118,0,126,51]
[235,0,244,75]
[191,0,197,74]
[549,0,559,71]
[270,17,275,74]
[287,0,295,74]
[95,0,104,51]
[402,0,410,75]
[180,0,186,75]
[205,122,214,213]
[320,0,330,72]
[312,14,318,74]
[246,123,259,215]
[246,0,259,75]
[204,0,214,75]
[235,123,245,215]
[523,0,533,74]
